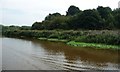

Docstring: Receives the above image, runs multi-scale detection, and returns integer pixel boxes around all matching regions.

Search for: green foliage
[66,5,80,16]
[113,8,120,29]
[75,34,120,45]
[2,29,120,45]
[67,41,120,50]
[31,5,120,30]
[31,22,44,30]
[69,9,104,29]
[45,13,61,20]
[20,26,31,30]
[2,5,120,48]
[97,6,112,19]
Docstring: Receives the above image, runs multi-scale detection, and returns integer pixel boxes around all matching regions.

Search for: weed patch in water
[67,41,120,50]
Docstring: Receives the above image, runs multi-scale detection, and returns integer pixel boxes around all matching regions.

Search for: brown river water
[2,37,120,70]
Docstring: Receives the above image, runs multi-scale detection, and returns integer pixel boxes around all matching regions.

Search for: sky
[0,0,120,26]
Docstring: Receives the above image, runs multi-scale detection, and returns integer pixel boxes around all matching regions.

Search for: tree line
[32,5,120,30]
[1,5,120,46]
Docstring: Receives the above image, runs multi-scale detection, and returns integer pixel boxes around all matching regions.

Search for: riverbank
[67,41,120,50]
[38,38,68,42]
[2,30,120,50]
[38,37,120,50]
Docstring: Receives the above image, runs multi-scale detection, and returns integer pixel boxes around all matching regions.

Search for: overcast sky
[0,0,120,26]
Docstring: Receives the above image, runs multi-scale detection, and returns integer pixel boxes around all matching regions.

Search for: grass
[38,37,68,42]
[38,38,120,50]
[38,38,47,40]
[67,41,120,50]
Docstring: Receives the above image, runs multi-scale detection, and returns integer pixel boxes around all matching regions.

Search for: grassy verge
[38,37,120,50]
[38,38,47,40]
[67,41,120,50]
[38,38,68,42]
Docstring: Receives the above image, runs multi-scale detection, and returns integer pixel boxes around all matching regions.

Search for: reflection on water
[2,37,120,70]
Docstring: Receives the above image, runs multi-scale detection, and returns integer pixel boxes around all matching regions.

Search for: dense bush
[2,30,120,45]
[75,34,120,45]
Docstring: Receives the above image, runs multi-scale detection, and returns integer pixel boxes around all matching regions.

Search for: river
[2,37,119,70]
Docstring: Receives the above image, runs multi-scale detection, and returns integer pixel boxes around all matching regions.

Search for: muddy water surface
[2,37,119,70]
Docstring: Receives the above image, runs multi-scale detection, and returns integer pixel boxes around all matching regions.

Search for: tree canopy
[66,5,80,16]
[31,5,120,30]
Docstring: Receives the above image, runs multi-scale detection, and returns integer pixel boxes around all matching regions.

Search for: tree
[68,9,104,29]
[113,8,120,29]
[97,6,115,29]
[66,5,80,16]
[31,22,44,30]
[43,15,70,30]
[20,26,31,30]
[105,14,115,29]
[31,5,119,30]
[97,6,112,19]
[45,13,61,20]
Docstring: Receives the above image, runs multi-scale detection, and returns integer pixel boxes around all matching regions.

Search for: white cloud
[1,0,120,26]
